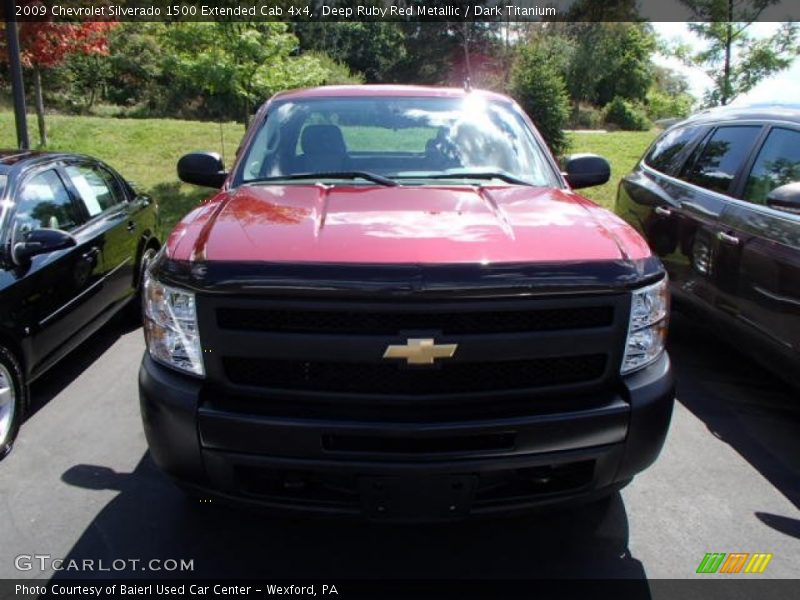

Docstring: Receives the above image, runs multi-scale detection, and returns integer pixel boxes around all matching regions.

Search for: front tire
[0,346,25,461]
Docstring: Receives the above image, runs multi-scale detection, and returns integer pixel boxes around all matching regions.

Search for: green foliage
[304,52,365,85]
[292,22,406,83]
[103,23,166,109]
[161,22,325,124]
[569,104,605,130]
[646,88,694,120]
[604,97,652,131]
[645,65,694,120]
[566,23,657,107]
[42,22,362,123]
[510,43,571,156]
[390,22,462,84]
[519,24,575,81]
[678,1,799,106]
[652,65,690,97]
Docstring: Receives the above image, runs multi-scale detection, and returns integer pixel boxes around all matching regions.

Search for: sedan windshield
[237,96,560,187]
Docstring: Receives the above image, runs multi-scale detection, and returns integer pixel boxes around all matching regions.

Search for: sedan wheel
[0,348,24,460]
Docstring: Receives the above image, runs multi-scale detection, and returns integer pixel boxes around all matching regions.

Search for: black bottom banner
[1,579,798,600]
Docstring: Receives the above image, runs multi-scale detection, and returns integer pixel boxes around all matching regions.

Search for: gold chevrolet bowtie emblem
[383,338,458,365]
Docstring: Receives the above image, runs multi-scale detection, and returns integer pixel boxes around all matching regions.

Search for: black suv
[0,151,160,458]
[617,105,800,386]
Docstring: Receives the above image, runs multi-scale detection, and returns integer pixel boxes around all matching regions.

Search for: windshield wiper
[245,171,398,187]
[407,171,533,186]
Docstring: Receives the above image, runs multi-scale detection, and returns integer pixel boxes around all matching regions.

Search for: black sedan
[0,151,161,458]
[617,105,800,387]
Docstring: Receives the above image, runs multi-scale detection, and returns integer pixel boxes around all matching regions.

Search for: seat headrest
[300,124,347,157]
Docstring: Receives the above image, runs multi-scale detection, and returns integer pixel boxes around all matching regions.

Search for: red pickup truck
[139,86,674,520]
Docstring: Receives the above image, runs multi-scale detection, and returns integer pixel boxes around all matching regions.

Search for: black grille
[223,355,607,395]
[217,306,614,335]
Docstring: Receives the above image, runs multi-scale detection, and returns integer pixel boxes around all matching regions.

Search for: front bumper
[139,352,674,520]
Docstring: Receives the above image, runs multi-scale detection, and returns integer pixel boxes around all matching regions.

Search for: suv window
[16,170,80,233]
[65,164,125,217]
[644,125,704,176]
[742,127,800,205]
[681,126,762,195]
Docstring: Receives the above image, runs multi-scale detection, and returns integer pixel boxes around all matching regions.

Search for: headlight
[143,270,204,377]
[621,276,669,375]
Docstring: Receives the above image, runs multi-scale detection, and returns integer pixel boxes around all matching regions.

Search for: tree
[103,23,166,110]
[292,21,406,83]
[1,19,115,145]
[646,66,695,119]
[510,43,571,156]
[678,0,800,106]
[161,22,357,127]
[565,23,657,108]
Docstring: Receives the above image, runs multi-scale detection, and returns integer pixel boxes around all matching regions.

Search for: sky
[651,22,800,107]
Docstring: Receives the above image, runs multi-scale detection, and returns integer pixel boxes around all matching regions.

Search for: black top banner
[4,0,800,23]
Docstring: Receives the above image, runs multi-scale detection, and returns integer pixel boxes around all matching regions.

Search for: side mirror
[12,228,77,266]
[177,152,227,188]
[766,182,800,215]
[563,154,611,190]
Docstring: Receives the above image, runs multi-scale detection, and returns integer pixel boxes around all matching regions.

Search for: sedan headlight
[621,277,669,375]
[143,270,204,377]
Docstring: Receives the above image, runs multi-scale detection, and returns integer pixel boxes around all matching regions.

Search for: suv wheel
[0,346,25,460]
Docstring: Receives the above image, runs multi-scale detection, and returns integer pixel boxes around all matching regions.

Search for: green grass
[565,130,658,209]
[1,112,658,233]
[0,111,243,234]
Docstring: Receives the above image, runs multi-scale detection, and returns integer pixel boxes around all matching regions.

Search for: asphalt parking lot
[0,312,797,581]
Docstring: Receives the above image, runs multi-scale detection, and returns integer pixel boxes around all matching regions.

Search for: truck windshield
[237,96,560,187]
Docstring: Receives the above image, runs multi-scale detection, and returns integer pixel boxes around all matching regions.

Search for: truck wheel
[0,346,25,461]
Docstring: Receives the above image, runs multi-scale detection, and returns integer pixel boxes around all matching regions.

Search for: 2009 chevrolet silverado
[139,86,675,520]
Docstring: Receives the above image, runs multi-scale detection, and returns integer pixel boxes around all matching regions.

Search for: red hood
[166,185,650,264]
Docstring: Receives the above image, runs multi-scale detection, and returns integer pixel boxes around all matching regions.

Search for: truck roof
[272,85,513,104]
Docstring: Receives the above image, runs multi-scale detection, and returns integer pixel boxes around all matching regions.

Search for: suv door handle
[126,221,136,232]
[654,206,672,217]
[716,231,740,246]
[82,247,100,261]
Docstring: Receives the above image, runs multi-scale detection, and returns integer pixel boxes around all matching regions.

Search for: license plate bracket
[359,475,476,520]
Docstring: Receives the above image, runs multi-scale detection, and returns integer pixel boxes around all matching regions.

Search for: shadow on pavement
[755,512,800,541]
[55,454,650,586]
[668,311,800,512]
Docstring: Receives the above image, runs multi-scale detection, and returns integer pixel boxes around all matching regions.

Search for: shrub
[604,96,651,131]
[569,103,605,129]
[510,44,571,156]
[646,89,694,120]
